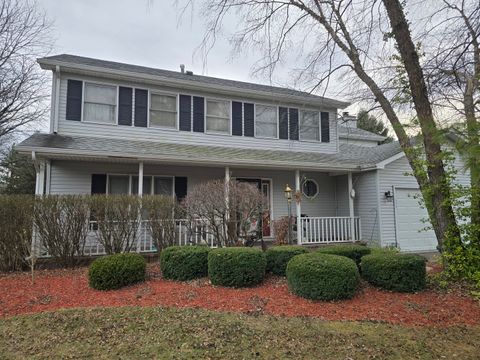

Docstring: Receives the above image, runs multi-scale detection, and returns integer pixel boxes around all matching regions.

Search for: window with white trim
[299,110,320,141]
[108,175,129,194]
[154,176,174,196]
[206,99,230,134]
[83,82,117,124]
[302,179,319,199]
[255,105,277,138]
[149,93,177,128]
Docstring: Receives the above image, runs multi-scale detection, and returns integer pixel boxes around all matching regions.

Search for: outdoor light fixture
[384,190,394,200]
[284,184,293,244]
[284,184,292,202]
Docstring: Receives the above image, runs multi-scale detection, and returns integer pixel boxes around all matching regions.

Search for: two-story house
[16,54,470,253]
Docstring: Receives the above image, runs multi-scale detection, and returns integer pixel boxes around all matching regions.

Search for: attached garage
[394,188,437,252]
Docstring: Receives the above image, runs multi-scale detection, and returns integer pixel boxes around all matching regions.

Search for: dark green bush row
[286,253,360,301]
[88,253,146,290]
[160,246,210,281]
[265,245,307,276]
[208,247,266,287]
[316,244,371,267]
[361,253,426,292]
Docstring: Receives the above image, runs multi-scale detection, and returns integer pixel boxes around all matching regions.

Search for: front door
[236,178,272,238]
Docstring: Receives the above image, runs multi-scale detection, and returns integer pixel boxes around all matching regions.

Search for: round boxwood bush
[360,253,426,292]
[88,253,146,290]
[265,246,308,276]
[316,244,371,267]
[286,252,360,301]
[208,247,266,287]
[160,245,210,281]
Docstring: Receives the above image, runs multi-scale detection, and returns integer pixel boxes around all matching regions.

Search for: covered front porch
[35,156,361,254]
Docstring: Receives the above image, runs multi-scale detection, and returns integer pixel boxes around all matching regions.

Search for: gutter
[37,59,351,109]
[16,145,365,173]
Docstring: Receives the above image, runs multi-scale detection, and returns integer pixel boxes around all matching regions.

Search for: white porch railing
[40,219,217,258]
[299,216,361,244]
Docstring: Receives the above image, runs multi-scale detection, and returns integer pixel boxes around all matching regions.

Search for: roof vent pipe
[180,64,185,74]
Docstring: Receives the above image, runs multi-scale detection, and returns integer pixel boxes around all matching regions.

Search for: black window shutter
[289,108,299,140]
[192,96,204,132]
[91,174,107,194]
[118,87,133,126]
[134,89,148,127]
[279,107,289,139]
[174,177,188,201]
[66,80,82,121]
[179,95,192,131]
[243,103,254,137]
[232,101,243,136]
[321,112,330,142]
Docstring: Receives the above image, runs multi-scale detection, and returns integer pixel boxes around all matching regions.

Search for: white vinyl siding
[149,93,177,129]
[255,105,277,138]
[206,99,230,134]
[58,74,339,154]
[299,110,320,141]
[83,82,117,124]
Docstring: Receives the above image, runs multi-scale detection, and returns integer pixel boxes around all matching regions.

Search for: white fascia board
[37,59,351,109]
[15,145,362,172]
[375,151,405,169]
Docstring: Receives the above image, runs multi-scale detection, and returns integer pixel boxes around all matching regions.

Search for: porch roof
[16,133,402,172]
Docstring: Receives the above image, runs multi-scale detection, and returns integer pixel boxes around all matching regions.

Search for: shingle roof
[37,54,349,108]
[16,133,402,171]
[338,126,387,141]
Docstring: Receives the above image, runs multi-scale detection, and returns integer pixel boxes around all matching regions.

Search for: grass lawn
[1,307,479,359]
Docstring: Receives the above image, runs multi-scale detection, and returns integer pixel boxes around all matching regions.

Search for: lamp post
[284,184,292,244]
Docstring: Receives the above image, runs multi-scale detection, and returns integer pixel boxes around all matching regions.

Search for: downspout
[53,65,61,133]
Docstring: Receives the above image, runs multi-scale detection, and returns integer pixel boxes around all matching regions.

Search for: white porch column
[295,169,302,245]
[348,172,355,240]
[138,161,144,196]
[35,161,46,195]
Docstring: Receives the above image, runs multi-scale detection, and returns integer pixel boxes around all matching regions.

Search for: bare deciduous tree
[182,180,266,247]
[0,0,51,140]
[185,0,480,251]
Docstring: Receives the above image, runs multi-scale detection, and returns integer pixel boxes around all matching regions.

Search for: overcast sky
[37,0,289,86]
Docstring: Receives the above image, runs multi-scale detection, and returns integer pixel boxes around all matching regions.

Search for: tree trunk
[464,80,480,229]
[382,0,461,250]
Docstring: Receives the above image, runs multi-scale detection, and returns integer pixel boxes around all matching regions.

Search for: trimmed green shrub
[360,253,427,292]
[88,253,146,290]
[208,247,266,287]
[265,246,308,276]
[316,244,371,267]
[160,246,210,281]
[286,253,360,301]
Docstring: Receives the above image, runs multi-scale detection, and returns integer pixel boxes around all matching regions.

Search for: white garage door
[395,188,437,252]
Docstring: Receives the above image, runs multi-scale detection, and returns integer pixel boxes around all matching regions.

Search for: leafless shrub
[0,195,34,272]
[142,195,183,253]
[33,195,90,267]
[182,180,266,247]
[89,195,142,254]
[272,216,293,245]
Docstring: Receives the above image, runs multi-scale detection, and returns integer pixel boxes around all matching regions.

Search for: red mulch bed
[1,264,479,327]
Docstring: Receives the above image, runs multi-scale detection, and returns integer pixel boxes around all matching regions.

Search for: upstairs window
[299,110,320,141]
[255,105,277,138]
[83,83,117,124]
[150,93,177,129]
[206,99,230,134]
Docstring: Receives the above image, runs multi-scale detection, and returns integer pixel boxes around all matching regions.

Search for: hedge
[88,253,146,290]
[286,253,360,301]
[316,244,371,267]
[360,253,426,292]
[160,246,210,281]
[208,247,266,287]
[265,246,308,276]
